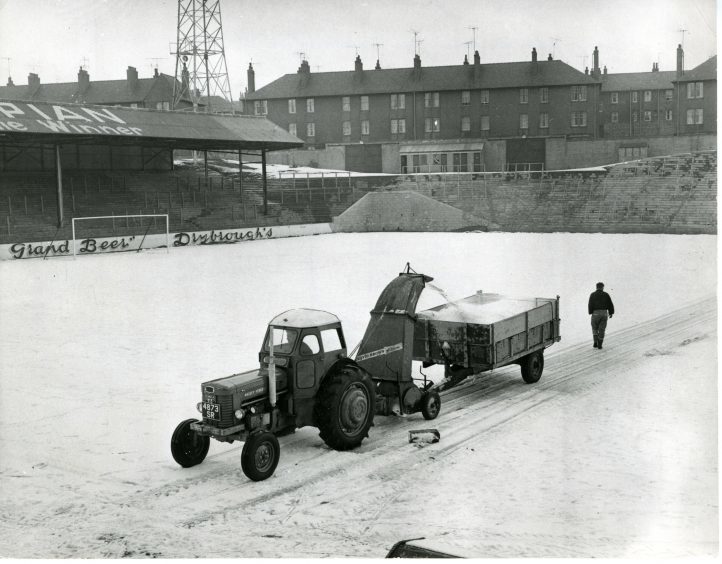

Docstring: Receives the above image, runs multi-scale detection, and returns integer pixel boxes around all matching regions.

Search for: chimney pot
[354,54,363,72]
[548,53,553,61]
[463,54,469,65]
[375,59,381,70]
[532,47,537,62]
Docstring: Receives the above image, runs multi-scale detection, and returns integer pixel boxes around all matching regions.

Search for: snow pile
[0,232,716,558]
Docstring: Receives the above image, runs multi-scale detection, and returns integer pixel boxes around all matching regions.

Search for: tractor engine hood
[202,366,288,404]
[355,267,433,382]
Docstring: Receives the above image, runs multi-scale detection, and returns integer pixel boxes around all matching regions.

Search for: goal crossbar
[71,214,170,258]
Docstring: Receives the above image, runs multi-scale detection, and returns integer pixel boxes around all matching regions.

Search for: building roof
[247,58,599,99]
[0,73,180,105]
[676,55,717,82]
[0,100,303,151]
[600,70,677,91]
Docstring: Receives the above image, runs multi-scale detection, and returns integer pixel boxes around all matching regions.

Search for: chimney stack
[375,59,381,70]
[413,53,421,70]
[27,72,40,94]
[126,66,139,90]
[676,44,684,74]
[77,67,90,92]
[297,59,310,74]
[354,54,363,72]
[247,62,255,93]
[532,47,537,62]
[153,67,159,78]
[603,65,607,75]
[6,76,14,87]
[548,53,553,61]
[593,46,600,75]
[463,54,469,65]
[473,49,480,65]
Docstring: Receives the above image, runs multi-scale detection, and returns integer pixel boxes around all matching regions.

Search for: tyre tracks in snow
[119,297,716,534]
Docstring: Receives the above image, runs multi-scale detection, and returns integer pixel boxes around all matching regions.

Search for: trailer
[413,291,561,389]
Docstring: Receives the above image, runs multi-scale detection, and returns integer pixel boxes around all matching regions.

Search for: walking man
[588,282,615,349]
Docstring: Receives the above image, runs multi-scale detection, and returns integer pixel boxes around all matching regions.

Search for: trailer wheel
[521,351,544,384]
[420,390,441,420]
[171,418,210,468]
[241,431,280,481]
[315,367,375,451]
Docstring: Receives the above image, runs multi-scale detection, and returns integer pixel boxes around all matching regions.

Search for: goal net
[71,214,170,258]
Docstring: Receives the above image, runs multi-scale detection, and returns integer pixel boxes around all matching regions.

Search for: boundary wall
[0,222,332,260]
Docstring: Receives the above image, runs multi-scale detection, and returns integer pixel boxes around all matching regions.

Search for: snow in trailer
[0,231,717,558]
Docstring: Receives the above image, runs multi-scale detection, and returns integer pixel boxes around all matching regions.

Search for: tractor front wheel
[315,367,376,451]
[521,350,544,384]
[420,390,441,420]
[171,418,210,468]
[241,431,280,481]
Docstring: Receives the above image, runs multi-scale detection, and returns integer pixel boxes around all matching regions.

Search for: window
[320,328,343,352]
[480,115,490,131]
[155,101,170,111]
[571,85,587,101]
[665,89,673,101]
[480,90,489,104]
[424,92,439,108]
[687,82,704,99]
[390,93,406,109]
[289,123,297,136]
[306,122,315,137]
[686,108,703,124]
[300,334,320,356]
[453,152,468,172]
[412,154,428,172]
[539,112,549,128]
[342,121,351,136]
[306,98,315,113]
[360,95,369,111]
[571,111,587,127]
[342,96,350,112]
[288,99,296,114]
[424,117,440,132]
[266,328,298,354]
[390,118,406,134]
[540,87,549,103]
[461,90,470,105]
[519,114,528,129]
[631,91,638,103]
[361,120,370,135]
[644,90,652,102]
[254,100,268,115]
[610,92,619,104]
[611,112,619,123]
[643,110,652,122]
[665,109,673,121]
[432,153,447,171]
[461,116,471,131]
[519,88,529,104]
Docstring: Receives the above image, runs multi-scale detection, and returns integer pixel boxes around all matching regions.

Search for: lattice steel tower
[172,0,233,111]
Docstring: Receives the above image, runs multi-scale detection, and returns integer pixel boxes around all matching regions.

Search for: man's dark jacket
[588,290,615,315]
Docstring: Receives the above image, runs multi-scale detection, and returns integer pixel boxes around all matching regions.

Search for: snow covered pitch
[0,232,716,558]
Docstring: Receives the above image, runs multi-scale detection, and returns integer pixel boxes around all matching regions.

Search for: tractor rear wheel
[241,431,280,481]
[421,390,441,420]
[315,367,375,451]
[171,419,210,468]
[521,350,544,384]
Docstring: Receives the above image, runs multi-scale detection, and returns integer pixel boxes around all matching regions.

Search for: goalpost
[71,214,170,258]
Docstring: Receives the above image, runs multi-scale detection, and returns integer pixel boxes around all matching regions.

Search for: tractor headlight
[196,402,203,413]
[235,409,245,420]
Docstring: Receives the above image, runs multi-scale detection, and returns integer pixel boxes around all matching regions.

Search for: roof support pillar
[54,144,64,227]
[238,148,243,199]
[262,149,268,215]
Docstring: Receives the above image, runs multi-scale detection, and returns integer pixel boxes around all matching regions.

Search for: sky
[0,0,717,100]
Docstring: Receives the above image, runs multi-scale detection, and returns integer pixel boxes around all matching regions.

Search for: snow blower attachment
[171,263,560,481]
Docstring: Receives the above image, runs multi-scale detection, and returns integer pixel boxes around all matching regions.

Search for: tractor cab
[260,308,350,426]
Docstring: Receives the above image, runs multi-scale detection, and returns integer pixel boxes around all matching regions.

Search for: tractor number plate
[203,402,220,420]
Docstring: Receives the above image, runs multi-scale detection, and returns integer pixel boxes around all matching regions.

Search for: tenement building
[245,44,716,172]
